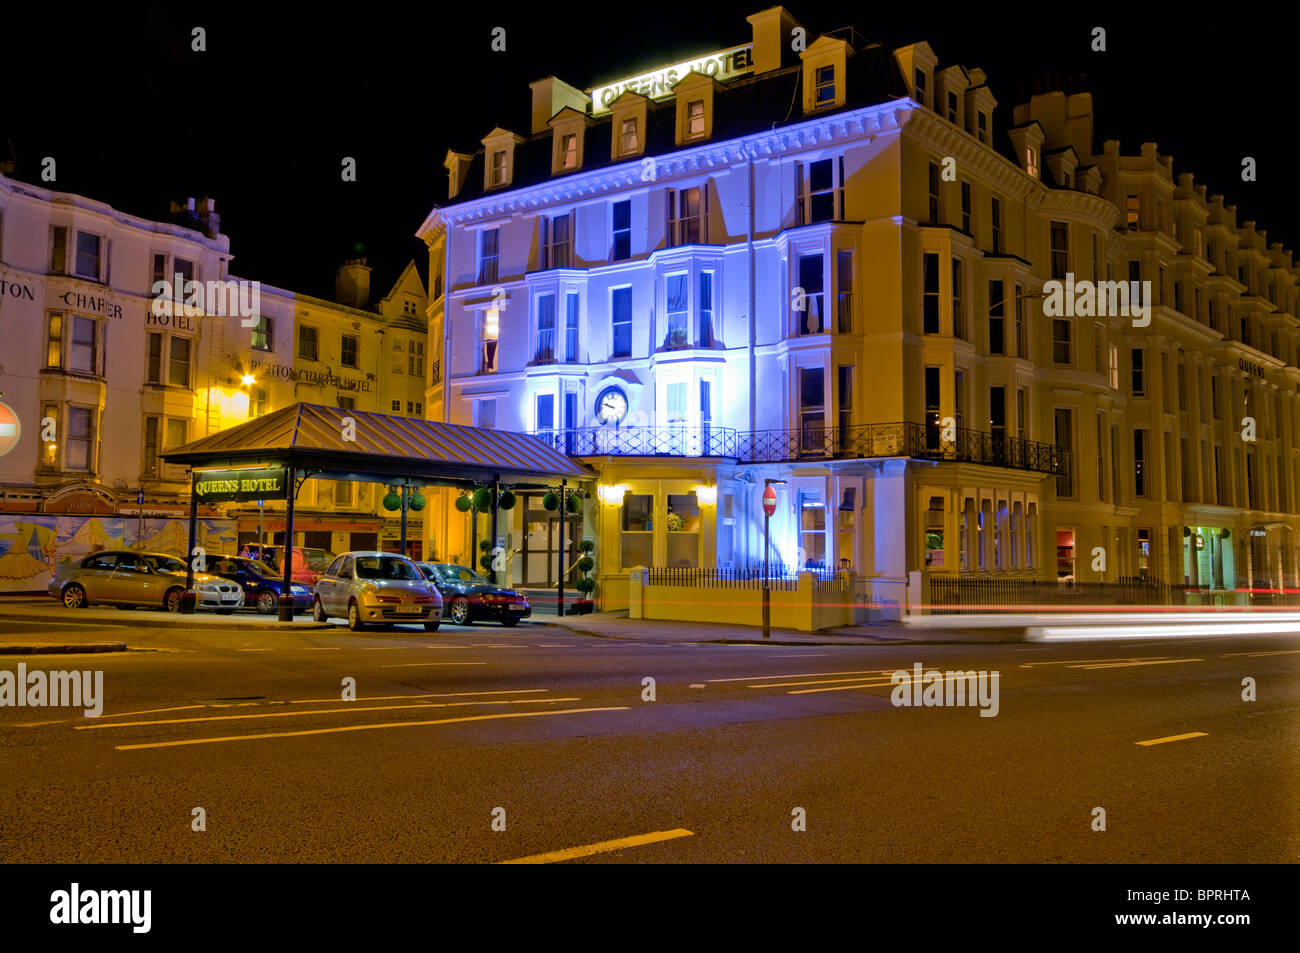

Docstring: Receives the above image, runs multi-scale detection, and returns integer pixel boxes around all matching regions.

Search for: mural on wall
[0,516,236,593]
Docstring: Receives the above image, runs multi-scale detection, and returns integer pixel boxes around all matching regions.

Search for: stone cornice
[418,100,912,235]
[902,108,1034,201]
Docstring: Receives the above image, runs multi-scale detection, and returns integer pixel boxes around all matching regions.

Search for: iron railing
[925,575,1175,613]
[534,422,1063,475]
[645,564,842,591]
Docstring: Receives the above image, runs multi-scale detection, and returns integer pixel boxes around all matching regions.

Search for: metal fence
[534,422,1064,475]
[644,564,841,591]
[925,575,1176,613]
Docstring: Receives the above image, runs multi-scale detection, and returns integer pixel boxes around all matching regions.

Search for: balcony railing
[533,422,1064,474]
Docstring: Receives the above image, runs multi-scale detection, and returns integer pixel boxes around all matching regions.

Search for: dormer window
[977,112,988,144]
[814,65,835,106]
[620,118,638,155]
[561,134,578,170]
[687,101,705,138]
[490,151,507,187]
[947,91,958,123]
[914,68,928,108]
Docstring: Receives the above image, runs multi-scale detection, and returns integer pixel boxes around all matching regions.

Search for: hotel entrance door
[520,493,581,586]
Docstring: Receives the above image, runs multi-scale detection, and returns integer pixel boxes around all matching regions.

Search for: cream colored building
[0,175,429,566]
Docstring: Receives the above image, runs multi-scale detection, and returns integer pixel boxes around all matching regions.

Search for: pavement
[1,616,1296,863]
[0,599,1021,652]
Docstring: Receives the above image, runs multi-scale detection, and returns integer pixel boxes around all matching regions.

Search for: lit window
[621,118,638,154]
[45,312,63,368]
[490,150,506,186]
[251,315,272,350]
[687,100,704,138]
[481,309,499,373]
[561,133,578,170]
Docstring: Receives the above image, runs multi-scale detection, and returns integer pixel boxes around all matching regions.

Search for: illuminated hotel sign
[590,44,755,115]
[194,467,288,503]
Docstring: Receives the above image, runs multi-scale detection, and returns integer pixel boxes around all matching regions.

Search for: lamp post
[761,479,786,640]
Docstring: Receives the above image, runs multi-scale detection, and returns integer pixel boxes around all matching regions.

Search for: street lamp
[762,479,786,640]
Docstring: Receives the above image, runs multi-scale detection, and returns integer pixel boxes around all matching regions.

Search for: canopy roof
[162,402,591,485]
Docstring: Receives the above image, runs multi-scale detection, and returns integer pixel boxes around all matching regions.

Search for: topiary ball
[479,539,491,552]
[575,577,596,594]
[542,491,559,511]
[472,488,492,511]
[479,554,493,570]
[454,495,471,512]
[566,493,582,514]
[577,556,594,573]
[578,539,595,553]
[382,490,402,511]
[498,490,516,510]
[408,490,426,512]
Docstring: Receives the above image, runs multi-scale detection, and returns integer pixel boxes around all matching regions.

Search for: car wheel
[500,617,519,627]
[312,597,328,623]
[255,590,278,615]
[164,588,184,613]
[449,597,471,625]
[347,600,366,631]
[62,584,88,609]
[423,620,440,632]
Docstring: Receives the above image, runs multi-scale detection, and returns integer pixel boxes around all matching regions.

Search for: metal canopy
[161,402,592,484]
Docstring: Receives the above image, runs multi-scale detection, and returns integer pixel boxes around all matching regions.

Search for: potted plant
[571,539,596,614]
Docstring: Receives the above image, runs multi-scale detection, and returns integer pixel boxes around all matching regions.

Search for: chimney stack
[335,257,372,309]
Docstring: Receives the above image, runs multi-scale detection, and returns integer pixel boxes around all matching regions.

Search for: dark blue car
[207,556,313,615]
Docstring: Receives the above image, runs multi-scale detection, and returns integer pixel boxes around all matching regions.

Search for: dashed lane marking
[79,697,579,730]
[114,706,631,750]
[497,829,694,864]
[1136,732,1208,746]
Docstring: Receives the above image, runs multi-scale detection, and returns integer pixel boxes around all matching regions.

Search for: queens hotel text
[420,5,1300,614]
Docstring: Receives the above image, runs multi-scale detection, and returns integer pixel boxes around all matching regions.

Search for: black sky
[4,2,1292,300]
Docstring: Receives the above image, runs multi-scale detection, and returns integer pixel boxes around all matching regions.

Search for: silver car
[311,551,443,632]
[50,550,245,613]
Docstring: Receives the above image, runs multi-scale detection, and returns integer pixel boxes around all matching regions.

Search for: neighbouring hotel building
[420,5,1300,617]
[0,173,430,592]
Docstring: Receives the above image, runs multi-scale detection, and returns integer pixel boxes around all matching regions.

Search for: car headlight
[291,585,308,594]
[197,583,219,592]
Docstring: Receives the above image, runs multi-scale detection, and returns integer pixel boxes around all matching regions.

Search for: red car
[241,545,334,587]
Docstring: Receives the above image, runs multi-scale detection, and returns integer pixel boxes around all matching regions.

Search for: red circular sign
[0,402,21,458]
[762,484,777,518]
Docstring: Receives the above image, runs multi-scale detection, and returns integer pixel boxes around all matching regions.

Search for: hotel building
[0,174,430,589]
[420,6,1300,615]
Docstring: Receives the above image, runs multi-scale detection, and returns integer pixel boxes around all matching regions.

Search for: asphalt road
[1,619,1297,863]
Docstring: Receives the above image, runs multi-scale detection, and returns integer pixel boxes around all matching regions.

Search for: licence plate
[508,604,527,611]
[394,605,422,615]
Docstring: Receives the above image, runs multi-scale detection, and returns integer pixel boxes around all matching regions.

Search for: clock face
[594,386,629,425]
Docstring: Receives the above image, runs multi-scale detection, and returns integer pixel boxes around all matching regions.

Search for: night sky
[4,2,1291,301]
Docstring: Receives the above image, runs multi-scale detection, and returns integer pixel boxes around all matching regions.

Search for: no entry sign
[762,484,777,518]
[0,402,20,458]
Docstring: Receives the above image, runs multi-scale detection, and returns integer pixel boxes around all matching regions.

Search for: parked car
[417,563,531,626]
[49,550,244,613]
[207,555,313,615]
[240,544,334,587]
[313,551,443,631]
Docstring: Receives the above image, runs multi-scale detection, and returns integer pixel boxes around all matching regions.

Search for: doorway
[520,492,581,586]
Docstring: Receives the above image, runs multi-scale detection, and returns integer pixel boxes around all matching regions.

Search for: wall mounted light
[240,373,256,387]
[598,483,629,506]
[695,484,717,505]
